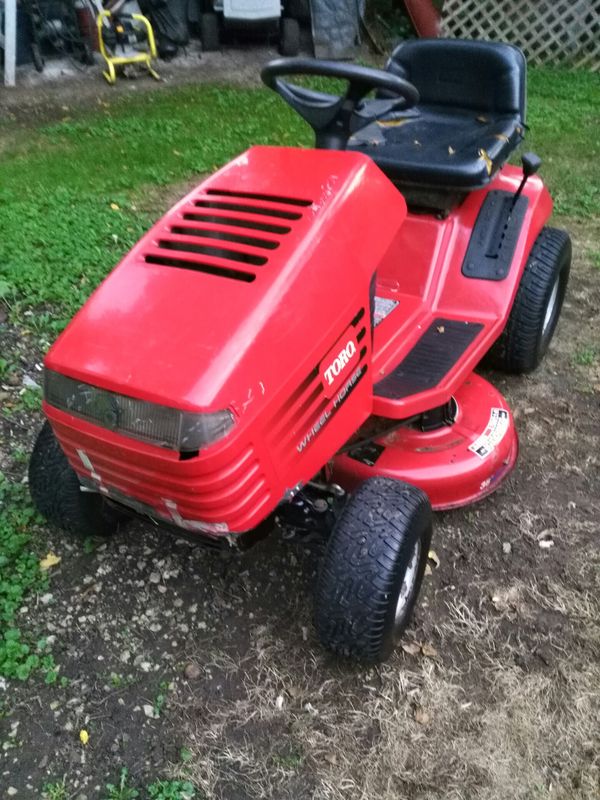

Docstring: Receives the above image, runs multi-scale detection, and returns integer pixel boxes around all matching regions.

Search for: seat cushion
[349,105,524,189]
[348,38,527,192]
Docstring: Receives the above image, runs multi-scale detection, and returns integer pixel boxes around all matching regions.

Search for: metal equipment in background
[20,0,95,71]
[200,1,300,56]
[97,0,159,84]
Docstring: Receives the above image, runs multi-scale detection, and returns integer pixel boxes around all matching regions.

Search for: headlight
[44,370,234,453]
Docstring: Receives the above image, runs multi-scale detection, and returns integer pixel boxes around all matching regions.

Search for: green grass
[526,68,600,218]
[0,84,307,321]
[574,345,598,366]
[0,474,57,681]
[42,779,68,800]
[43,768,198,799]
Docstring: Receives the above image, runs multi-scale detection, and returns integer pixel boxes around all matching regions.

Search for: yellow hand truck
[97,9,160,85]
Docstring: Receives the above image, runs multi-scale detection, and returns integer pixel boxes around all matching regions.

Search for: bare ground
[0,65,599,797]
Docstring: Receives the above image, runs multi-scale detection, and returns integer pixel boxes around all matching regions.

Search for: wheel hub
[394,539,421,628]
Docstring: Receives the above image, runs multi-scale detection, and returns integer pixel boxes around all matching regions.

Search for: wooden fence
[441,0,600,71]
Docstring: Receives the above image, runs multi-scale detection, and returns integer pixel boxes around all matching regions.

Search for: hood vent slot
[170,226,280,250]
[194,200,302,220]
[206,189,313,207]
[182,213,291,234]
[145,254,256,282]
[156,239,268,266]
[146,187,309,282]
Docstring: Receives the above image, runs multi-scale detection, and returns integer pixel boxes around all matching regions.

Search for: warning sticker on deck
[374,296,399,327]
[468,408,510,459]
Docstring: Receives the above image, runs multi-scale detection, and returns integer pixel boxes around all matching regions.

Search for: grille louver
[267,309,369,463]
[145,189,312,282]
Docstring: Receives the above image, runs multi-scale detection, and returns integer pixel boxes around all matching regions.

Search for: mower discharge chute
[30,40,571,663]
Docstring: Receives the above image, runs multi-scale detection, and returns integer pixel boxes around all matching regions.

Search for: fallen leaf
[428,550,440,569]
[325,752,338,765]
[79,729,89,746]
[377,118,409,128]
[414,707,430,725]
[421,643,438,659]
[424,564,432,576]
[40,553,61,571]
[402,641,421,656]
[437,325,445,334]
[478,148,493,176]
[110,202,120,211]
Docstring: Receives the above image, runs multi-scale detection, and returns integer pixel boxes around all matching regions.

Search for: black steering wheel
[261,58,419,150]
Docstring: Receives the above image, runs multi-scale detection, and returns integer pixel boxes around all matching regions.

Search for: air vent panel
[144,188,311,282]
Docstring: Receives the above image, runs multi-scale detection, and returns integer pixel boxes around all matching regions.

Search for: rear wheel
[279,17,300,56]
[487,227,571,373]
[315,477,432,663]
[29,422,125,537]
[201,13,220,51]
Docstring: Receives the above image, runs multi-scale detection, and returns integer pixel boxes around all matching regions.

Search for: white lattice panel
[441,0,600,71]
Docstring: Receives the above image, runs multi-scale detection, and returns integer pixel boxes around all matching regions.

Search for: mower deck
[332,372,518,509]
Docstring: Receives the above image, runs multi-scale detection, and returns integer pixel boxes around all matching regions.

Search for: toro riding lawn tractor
[29,40,571,662]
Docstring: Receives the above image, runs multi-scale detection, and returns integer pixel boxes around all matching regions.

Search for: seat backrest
[385,38,527,121]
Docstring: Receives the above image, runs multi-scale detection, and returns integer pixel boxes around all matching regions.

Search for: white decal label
[469,408,509,459]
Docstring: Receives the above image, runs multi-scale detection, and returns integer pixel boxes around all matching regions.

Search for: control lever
[511,152,542,211]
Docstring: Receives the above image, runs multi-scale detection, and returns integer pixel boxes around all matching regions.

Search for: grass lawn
[0,65,599,799]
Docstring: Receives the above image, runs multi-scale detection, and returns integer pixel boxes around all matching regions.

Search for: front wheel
[487,227,571,373]
[29,422,125,537]
[315,477,432,663]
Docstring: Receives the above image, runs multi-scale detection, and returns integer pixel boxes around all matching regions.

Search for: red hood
[46,146,406,422]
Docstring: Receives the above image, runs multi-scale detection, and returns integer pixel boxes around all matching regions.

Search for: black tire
[279,17,300,57]
[29,421,124,537]
[31,42,45,73]
[315,477,432,663]
[487,227,571,373]
[201,13,220,51]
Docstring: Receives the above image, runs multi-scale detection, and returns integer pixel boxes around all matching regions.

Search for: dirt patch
[0,42,291,127]
[1,188,599,800]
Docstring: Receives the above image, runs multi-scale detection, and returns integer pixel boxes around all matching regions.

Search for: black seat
[348,39,527,195]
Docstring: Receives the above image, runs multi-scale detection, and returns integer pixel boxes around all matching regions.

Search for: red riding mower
[30,40,571,662]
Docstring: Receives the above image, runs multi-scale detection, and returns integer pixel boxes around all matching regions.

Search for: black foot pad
[374,319,483,400]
